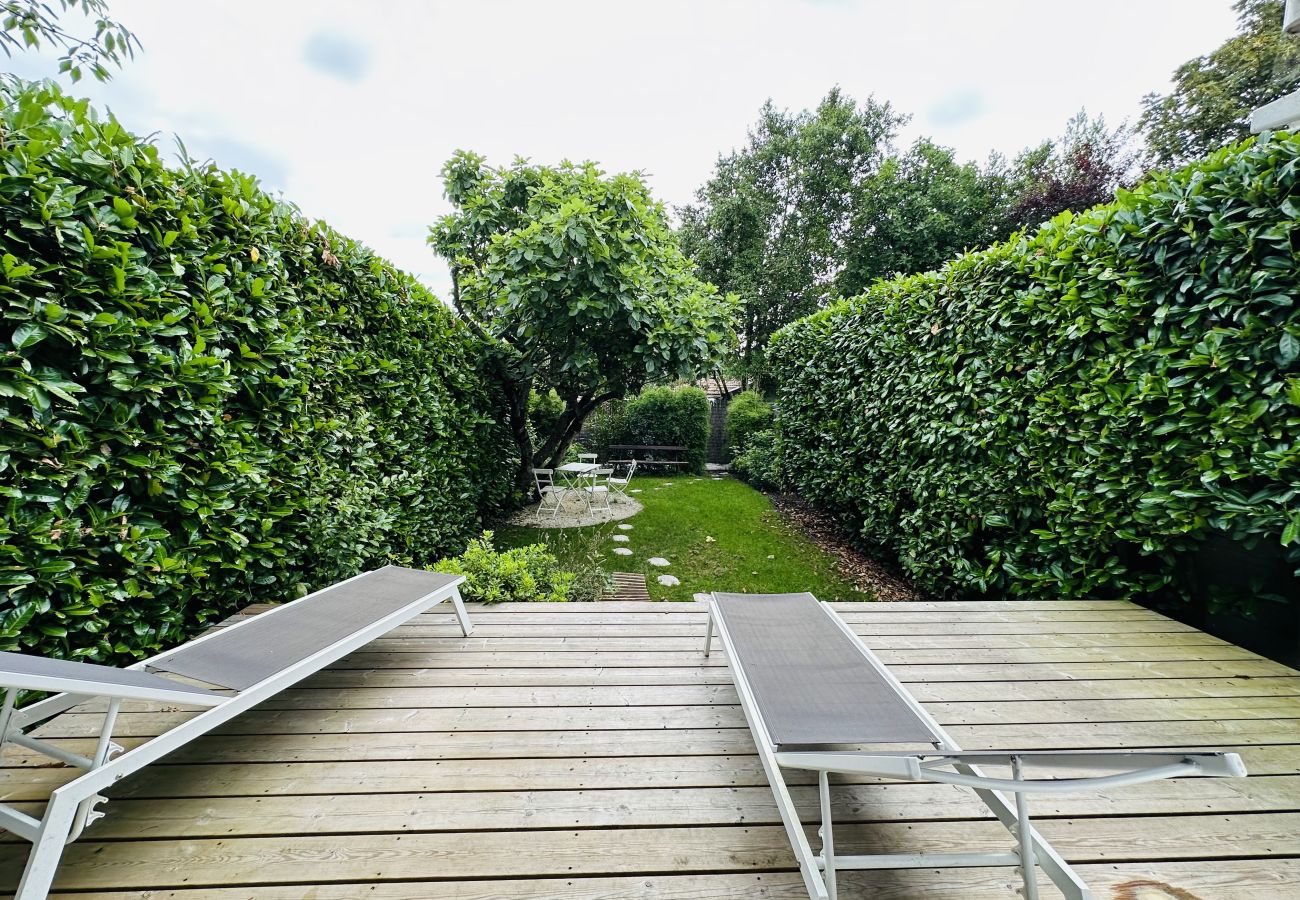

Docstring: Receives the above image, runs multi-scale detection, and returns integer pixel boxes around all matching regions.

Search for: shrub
[578,399,628,460]
[769,133,1300,610]
[725,390,774,455]
[0,78,514,662]
[731,428,783,490]
[621,385,710,473]
[434,532,573,603]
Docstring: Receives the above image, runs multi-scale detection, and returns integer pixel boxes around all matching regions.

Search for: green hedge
[621,385,710,473]
[725,390,773,455]
[0,79,513,662]
[770,133,1300,609]
[731,429,783,491]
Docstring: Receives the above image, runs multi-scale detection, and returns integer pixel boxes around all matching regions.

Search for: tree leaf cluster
[1,0,139,83]
[429,152,736,490]
[0,78,514,662]
[1141,0,1300,167]
[769,133,1300,610]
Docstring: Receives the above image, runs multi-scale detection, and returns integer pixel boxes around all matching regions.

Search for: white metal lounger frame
[0,569,471,899]
[703,595,1247,900]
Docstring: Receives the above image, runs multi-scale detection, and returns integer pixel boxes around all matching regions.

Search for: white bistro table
[554,461,600,508]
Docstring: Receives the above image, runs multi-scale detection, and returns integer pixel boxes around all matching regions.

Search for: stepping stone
[618,524,633,531]
[693,592,710,602]
[612,534,630,542]
[657,574,680,587]
[705,536,716,543]
[612,547,633,556]
[630,489,643,494]
[664,482,673,485]
[648,557,670,567]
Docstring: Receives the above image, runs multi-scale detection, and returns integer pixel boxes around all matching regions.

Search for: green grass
[494,475,872,602]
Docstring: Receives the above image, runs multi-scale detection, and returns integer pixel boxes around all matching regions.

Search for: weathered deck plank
[2,599,1297,899]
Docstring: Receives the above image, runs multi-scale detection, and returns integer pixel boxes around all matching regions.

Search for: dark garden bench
[607,444,690,470]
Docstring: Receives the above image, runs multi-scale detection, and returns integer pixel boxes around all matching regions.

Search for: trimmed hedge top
[0,79,513,662]
[770,132,1300,608]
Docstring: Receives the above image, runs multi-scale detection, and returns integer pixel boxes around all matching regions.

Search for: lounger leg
[15,789,78,900]
[449,586,474,637]
[818,770,837,900]
[1012,756,1039,900]
[69,698,122,842]
[703,609,714,657]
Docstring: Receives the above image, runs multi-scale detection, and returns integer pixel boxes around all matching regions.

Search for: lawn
[494,475,872,602]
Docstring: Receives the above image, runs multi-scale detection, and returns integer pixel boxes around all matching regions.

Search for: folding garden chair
[606,458,637,500]
[582,467,614,513]
[531,467,568,519]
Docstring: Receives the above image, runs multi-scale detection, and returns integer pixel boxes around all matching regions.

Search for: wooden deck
[3,599,1300,898]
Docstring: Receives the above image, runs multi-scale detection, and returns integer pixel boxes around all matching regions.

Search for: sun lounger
[703,592,1247,900]
[0,565,470,899]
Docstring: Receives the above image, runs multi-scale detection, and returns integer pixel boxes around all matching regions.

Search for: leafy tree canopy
[1,0,138,82]
[681,91,1134,387]
[1140,0,1300,166]
[430,151,736,489]
[678,88,901,385]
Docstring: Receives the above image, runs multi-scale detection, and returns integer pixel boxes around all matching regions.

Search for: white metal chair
[577,453,598,464]
[607,459,637,500]
[0,566,471,899]
[583,467,614,513]
[531,468,567,519]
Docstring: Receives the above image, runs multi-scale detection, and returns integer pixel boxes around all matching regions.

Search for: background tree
[430,152,737,491]
[836,138,1004,297]
[678,89,901,387]
[994,112,1136,235]
[680,91,1140,390]
[1141,0,1300,166]
[2,0,138,81]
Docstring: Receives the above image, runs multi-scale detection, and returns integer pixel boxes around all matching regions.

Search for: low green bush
[770,133,1300,610]
[621,385,710,472]
[576,399,627,461]
[434,532,572,603]
[731,428,783,491]
[725,390,774,455]
[0,78,514,662]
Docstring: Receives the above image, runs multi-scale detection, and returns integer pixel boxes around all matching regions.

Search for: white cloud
[19,0,1241,299]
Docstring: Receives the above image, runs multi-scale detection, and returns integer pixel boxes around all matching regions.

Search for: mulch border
[767,492,927,602]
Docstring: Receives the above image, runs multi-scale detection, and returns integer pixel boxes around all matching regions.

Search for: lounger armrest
[775,749,1247,794]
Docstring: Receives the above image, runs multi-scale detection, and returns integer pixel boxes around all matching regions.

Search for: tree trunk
[534,392,618,471]
[507,380,536,496]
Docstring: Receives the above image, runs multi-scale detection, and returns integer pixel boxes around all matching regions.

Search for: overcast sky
[12,0,1241,296]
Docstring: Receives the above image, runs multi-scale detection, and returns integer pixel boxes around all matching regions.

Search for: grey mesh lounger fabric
[0,564,470,900]
[711,592,935,746]
[151,566,462,690]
